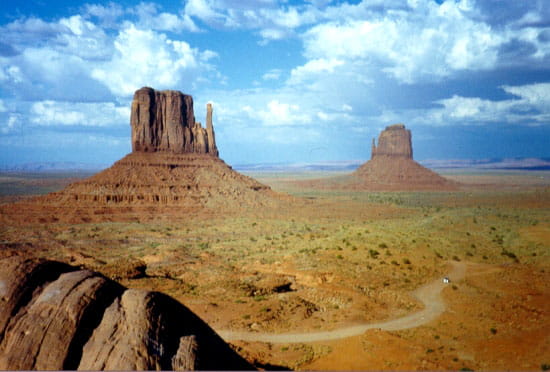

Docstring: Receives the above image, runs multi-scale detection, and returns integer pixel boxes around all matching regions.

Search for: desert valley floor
[0,169,548,370]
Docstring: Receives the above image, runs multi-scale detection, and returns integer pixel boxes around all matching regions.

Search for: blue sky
[0,0,549,166]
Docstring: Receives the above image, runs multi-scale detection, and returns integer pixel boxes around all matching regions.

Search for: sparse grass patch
[501,249,518,261]
[369,249,380,259]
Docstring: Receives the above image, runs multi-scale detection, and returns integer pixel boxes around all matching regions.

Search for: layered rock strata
[0,87,281,223]
[0,256,253,370]
[43,152,272,206]
[351,124,457,190]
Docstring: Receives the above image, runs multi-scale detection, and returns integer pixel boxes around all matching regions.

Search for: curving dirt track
[218,261,466,343]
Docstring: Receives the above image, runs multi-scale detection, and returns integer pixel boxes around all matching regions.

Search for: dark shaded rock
[131,87,218,155]
[0,256,254,370]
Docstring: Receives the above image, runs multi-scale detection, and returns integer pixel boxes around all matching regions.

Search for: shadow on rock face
[0,256,254,370]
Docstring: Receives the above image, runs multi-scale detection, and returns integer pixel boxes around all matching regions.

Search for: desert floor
[0,169,549,370]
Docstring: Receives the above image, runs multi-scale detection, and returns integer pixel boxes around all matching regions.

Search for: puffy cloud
[91,24,216,96]
[184,0,224,23]
[133,2,200,32]
[2,17,67,46]
[288,58,344,84]
[83,3,125,27]
[183,0,320,41]
[502,82,550,108]
[302,1,504,83]
[405,83,550,127]
[242,99,310,126]
[30,100,129,127]
[56,15,112,59]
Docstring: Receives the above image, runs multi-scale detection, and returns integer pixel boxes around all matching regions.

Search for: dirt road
[218,261,466,343]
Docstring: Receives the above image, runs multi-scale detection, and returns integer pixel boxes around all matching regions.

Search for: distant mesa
[370,124,412,159]
[0,256,253,370]
[351,124,457,190]
[0,87,281,223]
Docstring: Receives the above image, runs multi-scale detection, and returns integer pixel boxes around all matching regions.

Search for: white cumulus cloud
[91,24,215,96]
[302,1,504,83]
[242,99,311,126]
[414,82,550,126]
[30,101,129,127]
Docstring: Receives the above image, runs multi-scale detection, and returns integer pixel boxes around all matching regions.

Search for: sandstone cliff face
[371,124,412,159]
[0,256,253,370]
[131,87,218,155]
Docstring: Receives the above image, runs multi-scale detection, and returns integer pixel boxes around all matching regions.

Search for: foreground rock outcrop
[0,256,253,370]
[350,124,457,190]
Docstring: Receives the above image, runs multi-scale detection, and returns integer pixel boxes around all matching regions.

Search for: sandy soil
[0,169,548,370]
[219,261,465,343]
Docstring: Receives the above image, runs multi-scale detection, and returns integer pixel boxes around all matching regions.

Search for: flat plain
[0,169,548,370]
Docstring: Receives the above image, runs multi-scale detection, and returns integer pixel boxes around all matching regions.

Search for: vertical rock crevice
[130,87,218,156]
[62,280,126,370]
[0,257,254,370]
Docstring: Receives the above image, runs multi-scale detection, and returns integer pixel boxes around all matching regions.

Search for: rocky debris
[371,124,412,159]
[0,256,253,370]
[240,273,296,297]
[41,152,276,207]
[99,258,147,281]
[131,87,218,155]
[351,124,457,190]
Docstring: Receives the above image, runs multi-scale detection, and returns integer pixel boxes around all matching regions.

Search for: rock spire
[130,87,218,155]
[205,103,218,157]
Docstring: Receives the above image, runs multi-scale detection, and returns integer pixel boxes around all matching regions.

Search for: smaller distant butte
[351,124,458,190]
